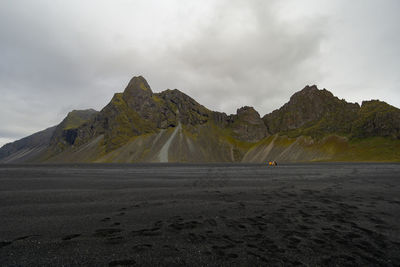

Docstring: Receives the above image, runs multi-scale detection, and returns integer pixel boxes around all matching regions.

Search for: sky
[1,0,399,146]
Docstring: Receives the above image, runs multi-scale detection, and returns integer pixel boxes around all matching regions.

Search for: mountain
[1,76,399,163]
[262,85,360,137]
[50,109,98,147]
[0,126,56,163]
[262,85,400,140]
[0,109,98,163]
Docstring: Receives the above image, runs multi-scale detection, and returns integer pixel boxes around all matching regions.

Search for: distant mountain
[262,85,400,140]
[1,76,399,163]
[50,109,98,147]
[0,126,56,163]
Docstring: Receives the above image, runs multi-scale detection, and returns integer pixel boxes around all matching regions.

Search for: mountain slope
[1,77,399,163]
[0,109,98,163]
[27,76,263,163]
[0,126,56,163]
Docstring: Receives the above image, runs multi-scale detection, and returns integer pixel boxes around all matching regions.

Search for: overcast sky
[1,0,399,146]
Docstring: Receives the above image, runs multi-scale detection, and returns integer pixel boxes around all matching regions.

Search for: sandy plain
[0,163,399,266]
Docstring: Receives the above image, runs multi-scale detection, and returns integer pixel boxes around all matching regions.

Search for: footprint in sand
[0,241,12,248]
[153,220,163,228]
[187,232,206,243]
[204,218,217,227]
[108,259,136,266]
[167,220,201,232]
[132,244,152,252]
[162,244,180,252]
[312,238,325,245]
[13,235,39,241]
[106,236,126,245]
[131,227,161,237]
[93,228,122,237]
[62,234,81,241]
[246,250,268,262]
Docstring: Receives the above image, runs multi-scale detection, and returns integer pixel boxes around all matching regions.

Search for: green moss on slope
[62,109,97,130]
[335,137,400,162]
[210,122,254,150]
[102,93,157,151]
[350,100,400,139]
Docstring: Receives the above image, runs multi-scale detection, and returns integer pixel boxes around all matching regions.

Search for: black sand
[0,163,400,266]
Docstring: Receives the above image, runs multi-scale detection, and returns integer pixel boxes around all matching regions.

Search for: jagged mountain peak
[301,84,319,91]
[263,86,360,134]
[229,106,268,142]
[159,88,193,100]
[156,88,211,126]
[49,108,99,147]
[290,85,334,102]
[66,109,98,119]
[119,76,158,123]
[361,99,396,109]
[237,106,258,114]
[123,75,153,104]
[236,106,261,121]
[58,109,99,132]
[125,75,152,93]
[158,88,208,110]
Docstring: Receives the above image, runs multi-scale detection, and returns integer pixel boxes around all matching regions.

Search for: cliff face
[228,106,268,142]
[351,100,400,139]
[262,85,360,137]
[262,85,400,141]
[1,77,399,163]
[50,109,98,147]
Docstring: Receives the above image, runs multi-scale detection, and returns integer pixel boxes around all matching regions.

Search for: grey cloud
[151,0,326,114]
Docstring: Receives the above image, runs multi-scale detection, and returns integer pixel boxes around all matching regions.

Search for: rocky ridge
[1,76,399,163]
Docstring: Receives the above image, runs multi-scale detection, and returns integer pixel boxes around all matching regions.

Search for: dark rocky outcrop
[263,85,360,138]
[262,85,400,140]
[228,106,268,142]
[157,89,211,127]
[50,109,98,148]
[72,77,215,151]
[351,100,400,139]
